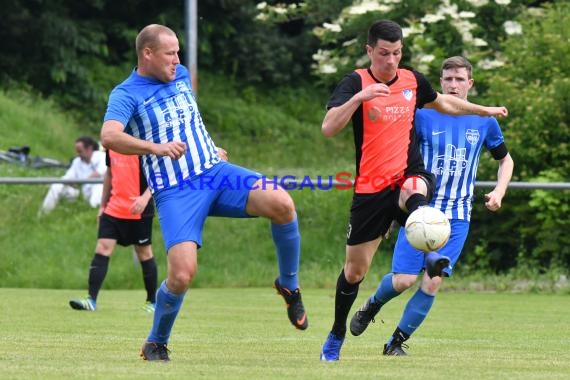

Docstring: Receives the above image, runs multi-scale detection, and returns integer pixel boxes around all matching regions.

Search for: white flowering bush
[255,1,308,22]
[257,0,528,85]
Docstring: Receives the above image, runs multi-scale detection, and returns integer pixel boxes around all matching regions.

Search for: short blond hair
[135,24,176,57]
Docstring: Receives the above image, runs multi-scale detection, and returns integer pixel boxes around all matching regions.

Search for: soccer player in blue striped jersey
[349,56,514,356]
[100,24,307,362]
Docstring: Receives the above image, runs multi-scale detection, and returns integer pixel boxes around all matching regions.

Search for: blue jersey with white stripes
[415,109,505,221]
[104,64,220,192]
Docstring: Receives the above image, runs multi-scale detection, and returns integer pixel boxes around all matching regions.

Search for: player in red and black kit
[69,149,158,312]
[320,20,508,361]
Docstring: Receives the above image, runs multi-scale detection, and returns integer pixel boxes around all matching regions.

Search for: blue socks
[147,215,300,344]
[397,288,435,337]
[147,281,185,344]
[372,273,400,304]
[271,215,300,290]
[371,275,436,346]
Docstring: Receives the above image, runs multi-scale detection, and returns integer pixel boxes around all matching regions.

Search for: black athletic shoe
[350,297,382,336]
[273,278,308,330]
[425,252,450,278]
[383,342,409,356]
[140,342,170,362]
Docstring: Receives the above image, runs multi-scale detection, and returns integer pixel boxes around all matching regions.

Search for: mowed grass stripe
[0,288,569,379]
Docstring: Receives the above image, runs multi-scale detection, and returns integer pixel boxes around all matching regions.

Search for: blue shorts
[391,219,469,277]
[153,162,261,251]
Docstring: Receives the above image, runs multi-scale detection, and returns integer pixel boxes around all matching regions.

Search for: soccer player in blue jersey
[349,56,514,356]
[100,24,307,361]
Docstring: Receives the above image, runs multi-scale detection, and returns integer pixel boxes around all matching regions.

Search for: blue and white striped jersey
[415,109,505,221]
[104,64,220,192]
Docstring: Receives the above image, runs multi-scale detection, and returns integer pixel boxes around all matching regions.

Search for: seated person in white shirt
[40,136,107,214]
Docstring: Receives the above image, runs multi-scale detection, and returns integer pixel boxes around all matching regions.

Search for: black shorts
[98,213,153,247]
[346,171,435,246]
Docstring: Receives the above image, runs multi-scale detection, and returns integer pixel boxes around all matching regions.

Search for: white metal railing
[0,177,569,189]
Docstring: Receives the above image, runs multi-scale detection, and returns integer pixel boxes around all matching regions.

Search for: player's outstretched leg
[384,288,436,356]
[350,296,382,336]
[320,270,360,361]
[271,214,307,330]
[141,280,185,361]
[139,256,158,313]
[351,273,401,336]
[274,278,308,330]
[69,253,108,311]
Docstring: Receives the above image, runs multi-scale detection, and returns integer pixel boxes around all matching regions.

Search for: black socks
[140,257,158,303]
[88,253,109,301]
[332,269,362,337]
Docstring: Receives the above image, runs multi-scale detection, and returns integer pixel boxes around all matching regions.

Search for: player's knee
[393,274,417,291]
[168,270,195,292]
[343,266,366,284]
[270,191,296,223]
[135,247,153,261]
[421,275,443,294]
[95,241,113,255]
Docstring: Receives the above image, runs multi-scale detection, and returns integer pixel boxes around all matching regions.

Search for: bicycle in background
[0,146,68,169]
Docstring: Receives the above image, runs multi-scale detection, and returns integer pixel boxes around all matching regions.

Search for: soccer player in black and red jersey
[320,20,508,361]
[69,150,158,312]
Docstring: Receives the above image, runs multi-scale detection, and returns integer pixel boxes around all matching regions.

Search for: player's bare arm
[98,170,112,218]
[427,93,508,118]
[485,152,514,211]
[129,188,152,215]
[322,83,390,137]
[101,120,186,159]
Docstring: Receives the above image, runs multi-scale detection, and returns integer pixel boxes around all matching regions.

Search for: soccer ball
[405,207,451,252]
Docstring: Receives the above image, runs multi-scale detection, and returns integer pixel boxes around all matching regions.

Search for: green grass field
[1,288,569,379]
[2,76,569,380]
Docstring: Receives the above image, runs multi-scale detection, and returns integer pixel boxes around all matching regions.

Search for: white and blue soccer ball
[405,206,451,252]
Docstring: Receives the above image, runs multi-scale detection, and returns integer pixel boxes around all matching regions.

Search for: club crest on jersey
[176,81,190,93]
[466,129,480,145]
[367,106,382,121]
[402,89,413,101]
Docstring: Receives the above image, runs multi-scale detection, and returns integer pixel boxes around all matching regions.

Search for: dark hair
[441,56,473,78]
[75,136,98,151]
[367,20,403,46]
